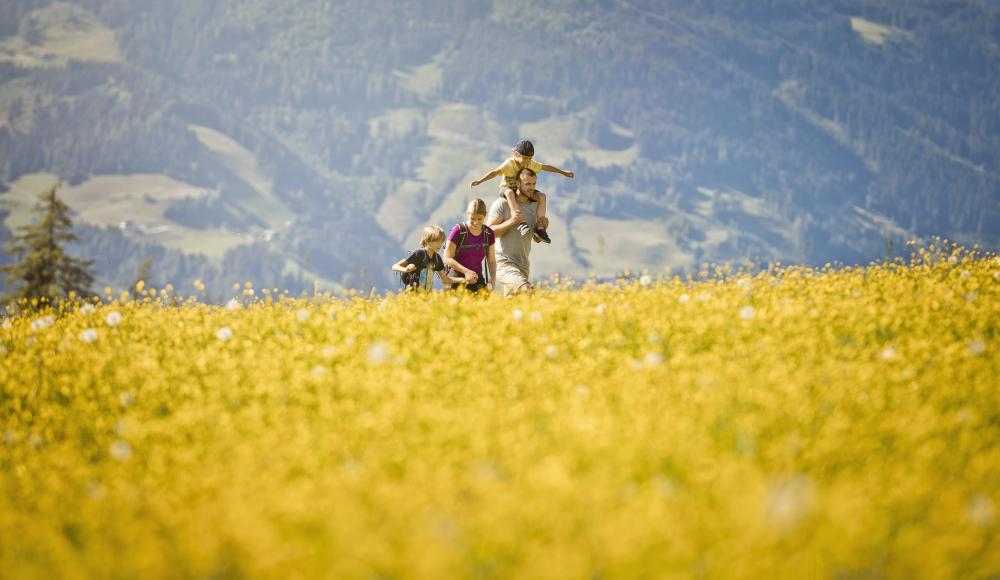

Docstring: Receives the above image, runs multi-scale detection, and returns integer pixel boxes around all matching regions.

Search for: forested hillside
[1,0,998,296]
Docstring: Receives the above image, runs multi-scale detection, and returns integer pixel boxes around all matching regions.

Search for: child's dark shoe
[517,222,532,236]
[535,228,551,244]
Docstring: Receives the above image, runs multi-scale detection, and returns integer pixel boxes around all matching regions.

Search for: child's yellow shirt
[498,157,544,190]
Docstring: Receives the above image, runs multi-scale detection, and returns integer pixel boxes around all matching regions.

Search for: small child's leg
[534,191,551,243]
[503,186,532,236]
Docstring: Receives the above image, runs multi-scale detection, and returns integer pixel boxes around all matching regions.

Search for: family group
[391,140,574,297]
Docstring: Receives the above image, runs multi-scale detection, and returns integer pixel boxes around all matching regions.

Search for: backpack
[448,223,491,286]
[398,249,436,290]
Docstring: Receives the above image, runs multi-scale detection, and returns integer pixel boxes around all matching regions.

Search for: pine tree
[2,183,95,304]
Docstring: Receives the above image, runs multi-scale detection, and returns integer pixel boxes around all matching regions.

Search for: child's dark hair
[514,140,534,157]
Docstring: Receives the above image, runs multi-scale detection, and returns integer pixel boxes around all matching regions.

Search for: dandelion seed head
[367,341,389,363]
[225,299,241,311]
[296,309,310,322]
[545,345,558,358]
[595,304,607,315]
[119,392,134,409]
[639,274,652,287]
[80,303,95,314]
[216,327,233,341]
[678,294,690,304]
[968,340,986,356]
[2,320,11,330]
[311,365,327,379]
[739,306,756,320]
[105,311,122,326]
[880,346,896,360]
[109,440,132,462]
[512,309,523,321]
[764,476,814,532]
[644,352,663,366]
[31,316,54,331]
[79,328,98,343]
[960,269,970,279]
[575,384,590,397]
[967,495,996,528]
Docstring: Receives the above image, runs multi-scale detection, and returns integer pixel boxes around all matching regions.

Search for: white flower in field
[216,326,233,341]
[321,346,337,359]
[31,316,54,331]
[79,328,98,343]
[764,476,814,531]
[367,341,389,363]
[960,269,970,279]
[994,271,1000,281]
[644,352,663,366]
[119,391,134,409]
[678,294,690,304]
[575,384,590,397]
[296,308,310,322]
[737,278,751,289]
[530,311,542,322]
[105,311,122,327]
[639,274,652,287]
[225,298,241,311]
[595,304,607,315]
[968,340,986,356]
[948,255,958,265]
[512,309,523,321]
[967,494,996,528]
[2,319,11,330]
[965,291,979,303]
[109,440,132,462]
[80,303,95,314]
[310,365,327,379]
[880,346,896,360]
[357,312,367,321]
[545,345,558,358]
[739,306,756,320]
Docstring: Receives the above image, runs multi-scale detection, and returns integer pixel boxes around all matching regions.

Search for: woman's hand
[464,270,479,283]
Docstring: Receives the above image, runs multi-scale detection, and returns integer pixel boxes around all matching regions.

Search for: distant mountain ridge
[1,0,998,296]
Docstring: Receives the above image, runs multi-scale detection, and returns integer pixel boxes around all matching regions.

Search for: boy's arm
[391,258,416,273]
[540,164,574,178]
[438,269,463,286]
[470,168,502,188]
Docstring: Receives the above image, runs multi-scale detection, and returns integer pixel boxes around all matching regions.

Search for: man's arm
[486,203,523,237]
[470,167,502,188]
[540,164,574,178]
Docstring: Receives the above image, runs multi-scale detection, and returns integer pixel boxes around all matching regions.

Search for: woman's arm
[540,164,574,178]
[470,168,502,187]
[487,243,497,290]
[444,240,478,283]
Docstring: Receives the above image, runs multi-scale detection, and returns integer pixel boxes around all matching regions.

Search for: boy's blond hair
[420,225,446,247]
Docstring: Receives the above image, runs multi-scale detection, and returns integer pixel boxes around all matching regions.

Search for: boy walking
[391,225,463,291]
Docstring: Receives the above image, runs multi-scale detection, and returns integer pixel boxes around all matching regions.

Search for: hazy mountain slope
[1,0,998,294]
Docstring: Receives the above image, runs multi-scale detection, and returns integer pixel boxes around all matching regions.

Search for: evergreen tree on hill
[2,184,95,305]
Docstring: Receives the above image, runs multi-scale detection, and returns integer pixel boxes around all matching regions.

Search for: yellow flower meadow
[1,245,998,578]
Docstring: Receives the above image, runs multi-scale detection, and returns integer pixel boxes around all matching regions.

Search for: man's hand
[464,270,479,283]
[537,216,549,230]
[404,264,417,273]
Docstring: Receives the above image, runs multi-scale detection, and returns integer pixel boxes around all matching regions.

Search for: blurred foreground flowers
[1,245,998,578]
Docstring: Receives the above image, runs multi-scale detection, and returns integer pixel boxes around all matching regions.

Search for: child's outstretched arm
[540,163,574,179]
[438,269,464,286]
[470,168,502,188]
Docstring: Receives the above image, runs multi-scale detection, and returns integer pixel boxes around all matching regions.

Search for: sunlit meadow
[2,243,999,578]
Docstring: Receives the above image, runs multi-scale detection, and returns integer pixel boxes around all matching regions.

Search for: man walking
[486,168,549,297]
